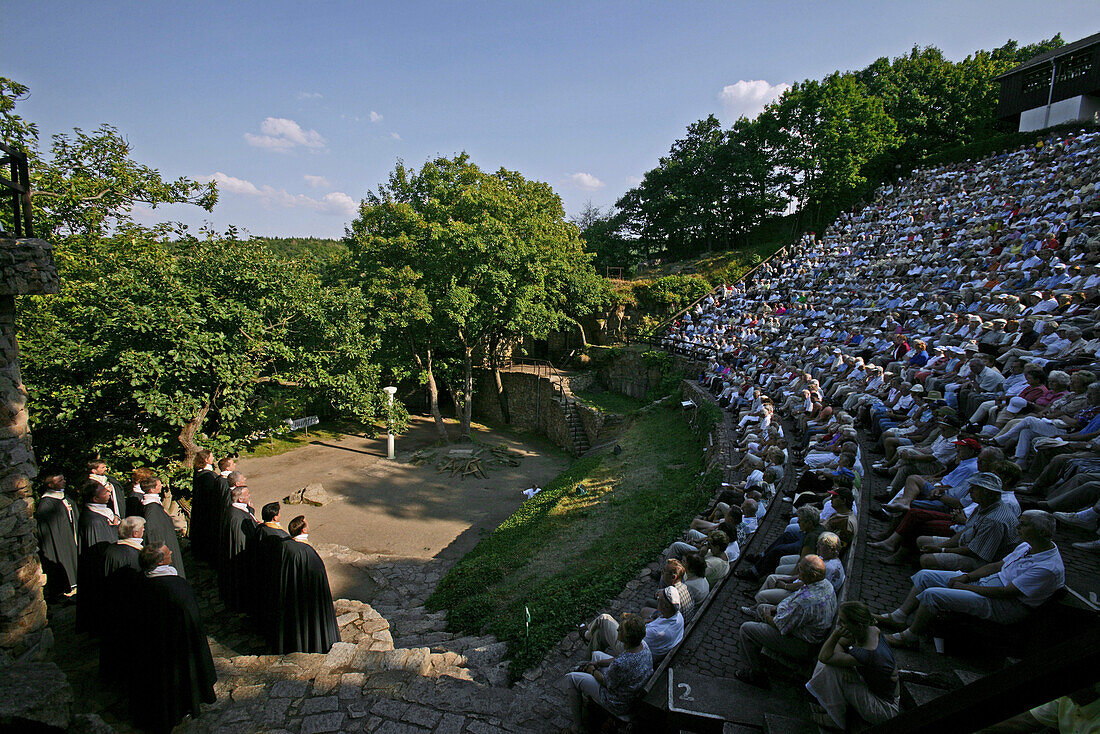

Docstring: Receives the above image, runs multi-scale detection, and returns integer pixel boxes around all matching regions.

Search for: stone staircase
[554,380,591,456]
[317,544,513,689]
[560,397,591,455]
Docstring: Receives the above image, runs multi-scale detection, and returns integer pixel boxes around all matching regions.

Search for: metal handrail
[0,141,33,238]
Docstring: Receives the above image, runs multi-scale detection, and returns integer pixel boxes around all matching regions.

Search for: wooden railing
[0,142,33,238]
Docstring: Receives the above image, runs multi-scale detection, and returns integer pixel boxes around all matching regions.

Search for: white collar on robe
[118,537,143,550]
[146,565,178,578]
[141,494,162,506]
[85,504,118,521]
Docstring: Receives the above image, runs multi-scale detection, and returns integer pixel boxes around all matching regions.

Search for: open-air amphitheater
[5,37,1100,734]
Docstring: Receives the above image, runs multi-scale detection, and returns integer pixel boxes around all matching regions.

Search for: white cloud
[625,175,643,187]
[200,172,358,217]
[244,117,327,152]
[369,110,383,123]
[297,91,323,100]
[568,172,605,191]
[718,79,791,121]
[303,174,331,189]
[389,132,402,141]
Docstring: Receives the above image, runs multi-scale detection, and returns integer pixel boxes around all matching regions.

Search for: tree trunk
[572,317,588,348]
[488,336,511,424]
[178,398,213,470]
[420,350,448,442]
[492,365,510,424]
[460,346,474,439]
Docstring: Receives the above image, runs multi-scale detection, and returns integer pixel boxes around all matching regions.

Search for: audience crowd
[563,130,1100,732]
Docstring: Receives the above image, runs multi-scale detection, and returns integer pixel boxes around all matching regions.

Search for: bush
[633,274,712,314]
[693,400,721,441]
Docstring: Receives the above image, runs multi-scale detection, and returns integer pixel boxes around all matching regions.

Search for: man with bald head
[736,555,837,688]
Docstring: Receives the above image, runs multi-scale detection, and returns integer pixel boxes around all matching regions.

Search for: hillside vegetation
[426,400,717,677]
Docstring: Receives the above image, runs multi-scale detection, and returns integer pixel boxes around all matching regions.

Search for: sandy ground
[238,416,570,600]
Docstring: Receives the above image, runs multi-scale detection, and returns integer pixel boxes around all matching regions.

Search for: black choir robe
[189,468,219,563]
[251,523,290,634]
[140,499,186,579]
[218,505,256,611]
[124,489,145,519]
[34,495,79,600]
[130,573,216,734]
[76,509,118,635]
[99,542,142,679]
[273,538,340,654]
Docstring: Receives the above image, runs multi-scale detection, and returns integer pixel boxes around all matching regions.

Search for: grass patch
[425,400,718,678]
[241,418,373,458]
[573,389,646,416]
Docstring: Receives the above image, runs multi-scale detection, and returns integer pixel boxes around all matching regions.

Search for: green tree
[343,154,606,439]
[21,228,381,474]
[3,78,381,476]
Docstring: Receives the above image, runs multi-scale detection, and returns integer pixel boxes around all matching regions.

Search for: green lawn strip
[573,389,647,416]
[241,418,374,458]
[426,402,717,678]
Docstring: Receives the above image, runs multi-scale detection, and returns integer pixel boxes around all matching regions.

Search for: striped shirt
[960,500,1020,562]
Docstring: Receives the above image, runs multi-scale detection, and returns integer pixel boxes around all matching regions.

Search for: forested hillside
[581,36,1066,270]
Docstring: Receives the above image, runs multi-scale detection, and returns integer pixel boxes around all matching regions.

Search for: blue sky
[8,1,1100,239]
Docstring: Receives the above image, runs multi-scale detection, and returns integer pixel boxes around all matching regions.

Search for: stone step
[764,712,817,734]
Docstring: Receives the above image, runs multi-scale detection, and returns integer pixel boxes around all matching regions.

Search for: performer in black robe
[124,468,150,518]
[188,451,218,563]
[87,459,127,521]
[34,473,79,601]
[100,517,145,680]
[218,483,257,611]
[137,477,186,579]
[273,516,339,654]
[251,502,290,634]
[76,480,120,634]
[132,542,216,734]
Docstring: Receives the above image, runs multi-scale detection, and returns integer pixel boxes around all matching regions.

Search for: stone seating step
[764,712,819,734]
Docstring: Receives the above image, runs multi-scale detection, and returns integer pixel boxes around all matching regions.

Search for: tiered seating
[629,128,1100,731]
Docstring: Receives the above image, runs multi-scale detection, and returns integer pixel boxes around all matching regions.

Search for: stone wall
[595,349,701,400]
[0,238,60,296]
[473,369,572,454]
[573,402,604,446]
[0,237,58,663]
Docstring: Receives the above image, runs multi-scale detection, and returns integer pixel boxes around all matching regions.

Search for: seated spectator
[736,555,838,688]
[682,553,711,606]
[751,532,845,607]
[642,559,695,621]
[585,587,685,662]
[806,601,900,731]
[882,438,981,513]
[981,683,1100,733]
[737,506,822,582]
[871,472,1018,569]
[875,510,1064,649]
[563,614,653,734]
[665,529,734,577]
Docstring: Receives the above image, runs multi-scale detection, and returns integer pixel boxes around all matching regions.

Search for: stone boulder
[284,482,331,507]
[0,661,73,731]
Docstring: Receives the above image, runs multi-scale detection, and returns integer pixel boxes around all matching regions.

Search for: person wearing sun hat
[876,510,1062,650]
